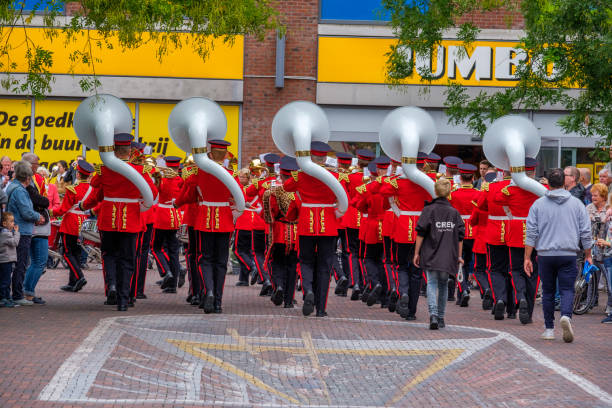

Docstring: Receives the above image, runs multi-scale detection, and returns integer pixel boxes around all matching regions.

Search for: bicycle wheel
[584,272,599,311]
[573,276,590,315]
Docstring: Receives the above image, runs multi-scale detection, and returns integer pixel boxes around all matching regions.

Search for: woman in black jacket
[413,178,465,330]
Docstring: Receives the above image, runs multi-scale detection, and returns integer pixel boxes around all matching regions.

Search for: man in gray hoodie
[524,168,592,343]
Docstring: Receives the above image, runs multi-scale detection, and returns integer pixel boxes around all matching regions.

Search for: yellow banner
[318,37,551,86]
[2,27,243,80]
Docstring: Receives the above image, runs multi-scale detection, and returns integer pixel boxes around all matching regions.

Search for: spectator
[564,166,585,203]
[50,160,68,196]
[598,168,611,189]
[475,160,493,189]
[580,167,592,204]
[63,155,84,185]
[413,178,465,330]
[0,156,11,189]
[525,168,592,343]
[0,212,20,308]
[38,167,60,212]
[5,161,45,306]
[22,153,50,305]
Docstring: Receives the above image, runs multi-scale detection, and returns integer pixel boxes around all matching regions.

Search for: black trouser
[473,252,490,297]
[233,229,254,283]
[395,242,421,315]
[131,223,153,297]
[488,244,515,313]
[299,235,336,313]
[271,243,298,305]
[62,233,83,286]
[509,246,539,317]
[456,239,474,297]
[364,243,384,288]
[197,231,231,307]
[345,228,363,288]
[335,229,349,281]
[383,236,397,292]
[252,229,269,282]
[151,228,181,289]
[187,226,201,296]
[100,231,137,307]
[12,235,32,301]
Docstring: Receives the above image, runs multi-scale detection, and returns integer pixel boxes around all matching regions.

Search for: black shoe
[284,302,294,309]
[448,295,456,302]
[203,294,215,314]
[482,289,493,310]
[214,306,222,314]
[350,287,361,301]
[439,317,446,328]
[73,278,87,292]
[455,296,462,305]
[367,283,383,306]
[160,274,174,290]
[162,287,176,294]
[136,293,147,299]
[507,312,517,319]
[405,315,416,321]
[107,286,118,305]
[128,298,135,307]
[494,300,505,320]
[334,276,348,295]
[250,272,258,285]
[117,305,128,312]
[178,269,186,288]
[272,287,284,306]
[460,292,470,307]
[361,287,371,303]
[388,291,399,313]
[155,279,163,286]
[398,294,410,319]
[235,281,249,287]
[302,291,315,316]
[190,295,200,306]
[518,299,530,324]
[186,294,193,303]
[60,285,74,292]
[316,310,328,317]
[259,281,273,297]
[429,315,439,330]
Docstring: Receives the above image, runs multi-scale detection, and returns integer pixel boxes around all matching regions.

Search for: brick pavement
[0,265,610,407]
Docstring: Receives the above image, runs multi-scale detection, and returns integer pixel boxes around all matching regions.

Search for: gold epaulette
[65,185,76,194]
[501,186,510,196]
[338,172,349,183]
[253,179,260,189]
[232,170,239,178]
[93,163,102,175]
[451,184,459,192]
[291,170,299,182]
[356,184,367,194]
[376,176,383,183]
[482,182,489,192]
[143,164,153,175]
[262,181,270,189]
[471,200,478,207]
[288,192,296,200]
[385,177,398,189]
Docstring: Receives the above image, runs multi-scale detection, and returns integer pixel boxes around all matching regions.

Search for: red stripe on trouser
[252,231,265,280]
[63,234,80,280]
[132,231,144,295]
[358,241,367,287]
[323,270,331,310]
[152,250,167,276]
[233,232,251,271]
[508,248,518,303]
[473,255,484,294]
[382,239,391,290]
[486,246,496,303]
[197,233,206,295]
[345,230,355,284]
[534,275,540,305]
[161,247,170,262]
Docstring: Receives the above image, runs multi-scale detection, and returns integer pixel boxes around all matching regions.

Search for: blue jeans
[23,236,49,296]
[538,256,576,329]
[0,262,13,300]
[426,270,449,318]
[602,258,612,308]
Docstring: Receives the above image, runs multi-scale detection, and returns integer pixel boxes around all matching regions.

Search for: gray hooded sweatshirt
[525,188,592,256]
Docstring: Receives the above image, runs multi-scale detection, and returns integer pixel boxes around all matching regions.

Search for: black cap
[130,141,146,151]
[417,152,429,164]
[458,163,477,174]
[165,156,181,168]
[443,156,463,169]
[279,156,298,175]
[114,133,134,146]
[484,172,497,182]
[426,153,441,163]
[367,162,378,174]
[263,153,280,166]
[311,141,332,156]
[76,160,94,175]
[525,157,538,170]
[209,140,231,149]
[336,152,353,164]
[356,149,375,161]
[374,156,390,168]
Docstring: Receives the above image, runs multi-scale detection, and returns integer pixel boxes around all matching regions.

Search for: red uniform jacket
[82,164,158,233]
[341,170,369,230]
[473,178,511,246]
[449,185,481,240]
[269,190,300,252]
[175,167,237,233]
[154,175,183,230]
[283,169,341,237]
[235,183,267,231]
[493,183,540,248]
[379,176,430,244]
[470,208,489,254]
[54,182,93,236]
[33,173,47,197]
[353,177,389,244]
[177,164,198,228]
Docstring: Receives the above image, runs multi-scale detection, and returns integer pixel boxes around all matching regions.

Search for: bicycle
[573,260,599,315]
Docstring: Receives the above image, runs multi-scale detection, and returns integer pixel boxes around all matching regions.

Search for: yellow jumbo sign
[0,99,240,169]
[318,37,554,86]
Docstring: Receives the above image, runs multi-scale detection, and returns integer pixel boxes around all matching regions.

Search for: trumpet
[249,158,267,178]
[158,166,179,178]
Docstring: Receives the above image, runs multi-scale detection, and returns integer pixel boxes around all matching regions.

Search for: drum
[80,219,101,245]
[177,224,189,243]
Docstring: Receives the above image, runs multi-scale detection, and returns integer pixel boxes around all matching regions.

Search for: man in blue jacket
[5,161,45,306]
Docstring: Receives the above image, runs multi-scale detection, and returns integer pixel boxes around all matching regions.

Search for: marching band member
[382,158,401,311]
[54,160,94,293]
[80,133,158,311]
[442,156,463,301]
[152,156,183,294]
[449,163,480,307]
[234,168,256,286]
[174,140,237,314]
[333,152,353,296]
[283,141,342,317]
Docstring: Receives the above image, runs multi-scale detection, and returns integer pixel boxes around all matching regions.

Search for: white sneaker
[541,328,555,340]
[606,305,612,314]
[560,315,574,343]
[13,298,33,306]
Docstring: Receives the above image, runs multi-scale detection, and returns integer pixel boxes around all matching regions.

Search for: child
[413,178,465,329]
[0,212,20,307]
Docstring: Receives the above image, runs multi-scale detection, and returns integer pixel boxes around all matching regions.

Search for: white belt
[511,216,527,221]
[301,203,336,208]
[488,215,510,221]
[461,215,471,220]
[399,211,421,216]
[361,214,368,218]
[104,197,139,203]
[68,209,87,215]
[198,201,230,207]
[158,203,174,209]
